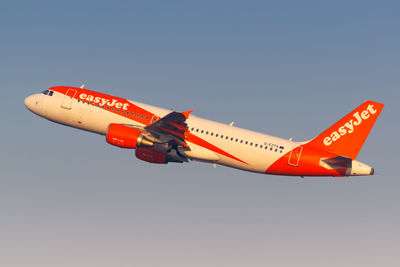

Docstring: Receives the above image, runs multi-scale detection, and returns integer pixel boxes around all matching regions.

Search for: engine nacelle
[106,124,153,149]
[135,147,167,164]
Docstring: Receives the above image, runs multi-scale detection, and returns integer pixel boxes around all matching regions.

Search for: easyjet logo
[79,93,129,110]
[323,104,377,146]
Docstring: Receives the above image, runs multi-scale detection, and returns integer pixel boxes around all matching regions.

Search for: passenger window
[201,130,204,133]
[250,142,253,146]
[245,141,248,144]
[230,137,233,141]
[196,129,199,132]
[240,140,243,143]
[206,131,209,135]
[117,109,120,112]
[191,128,194,131]
[211,133,214,136]
[83,101,85,104]
[78,99,80,102]
[141,115,144,118]
[226,136,228,140]
[126,112,129,115]
[221,135,224,138]
[255,144,258,147]
[121,111,125,114]
[216,134,219,137]
[146,116,149,120]
[112,108,115,111]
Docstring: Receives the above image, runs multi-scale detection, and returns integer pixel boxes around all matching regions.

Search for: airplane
[24,86,384,177]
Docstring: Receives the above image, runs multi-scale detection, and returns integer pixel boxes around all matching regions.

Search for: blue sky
[1,1,399,266]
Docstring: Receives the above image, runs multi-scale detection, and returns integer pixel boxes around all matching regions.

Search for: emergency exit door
[288,146,303,167]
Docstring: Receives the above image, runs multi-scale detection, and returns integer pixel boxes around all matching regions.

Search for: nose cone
[24,95,36,112]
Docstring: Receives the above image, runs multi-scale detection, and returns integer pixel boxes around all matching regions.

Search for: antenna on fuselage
[229,122,235,126]
[80,84,85,88]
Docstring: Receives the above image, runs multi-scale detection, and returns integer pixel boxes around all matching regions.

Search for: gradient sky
[1,1,399,266]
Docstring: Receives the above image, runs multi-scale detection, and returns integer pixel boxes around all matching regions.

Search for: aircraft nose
[24,95,34,111]
[24,95,39,113]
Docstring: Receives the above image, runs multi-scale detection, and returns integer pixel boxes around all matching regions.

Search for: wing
[144,110,193,147]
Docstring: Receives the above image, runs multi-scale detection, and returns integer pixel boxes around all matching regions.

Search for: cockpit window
[49,91,54,96]
[42,90,49,95]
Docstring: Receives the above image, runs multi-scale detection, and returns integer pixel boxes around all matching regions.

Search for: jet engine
[135,147,167,164]
[106,124,153,149]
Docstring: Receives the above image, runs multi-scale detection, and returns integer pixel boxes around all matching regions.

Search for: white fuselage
[25,91,296,174]
[25,87,378,177]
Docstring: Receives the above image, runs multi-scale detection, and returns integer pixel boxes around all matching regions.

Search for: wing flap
[144,110,192,146]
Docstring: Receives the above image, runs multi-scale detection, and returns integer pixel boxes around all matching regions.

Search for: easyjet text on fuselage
[79,93,129,110]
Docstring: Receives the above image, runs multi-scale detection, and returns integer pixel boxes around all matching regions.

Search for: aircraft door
[61,89,77,110]
[288,146,303,167]
[150,115,160,124]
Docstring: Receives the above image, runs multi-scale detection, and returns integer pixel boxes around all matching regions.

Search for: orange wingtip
[181,110,193,119]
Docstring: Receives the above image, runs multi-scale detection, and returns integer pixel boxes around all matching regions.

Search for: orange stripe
[159,126,185,139]
[266,145,346,177]
[185,132,248,164]
[167,121,187,131]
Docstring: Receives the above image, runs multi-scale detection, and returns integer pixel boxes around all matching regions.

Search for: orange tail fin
[307,101,384,159]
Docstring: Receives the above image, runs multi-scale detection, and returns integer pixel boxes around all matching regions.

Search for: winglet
[181,110,193,119]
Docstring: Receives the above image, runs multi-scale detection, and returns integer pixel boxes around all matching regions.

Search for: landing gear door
[61,89,77,110]
[288,146,303,167]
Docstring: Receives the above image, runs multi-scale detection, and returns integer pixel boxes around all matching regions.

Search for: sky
[1,0,399,266]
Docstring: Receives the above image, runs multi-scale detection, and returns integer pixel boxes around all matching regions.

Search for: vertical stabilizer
[307,101,384,159]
